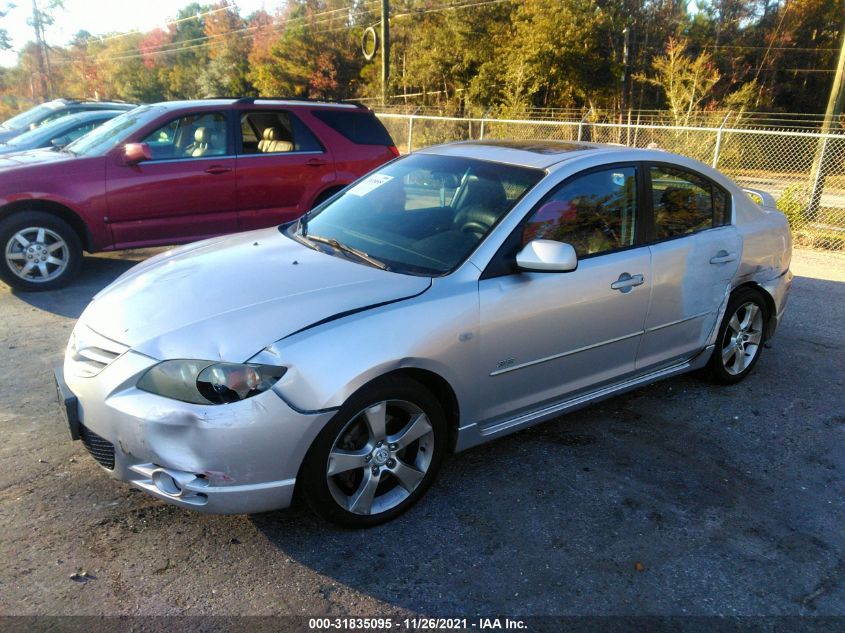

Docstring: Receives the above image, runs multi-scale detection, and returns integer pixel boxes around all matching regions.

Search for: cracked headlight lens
[137,360,287,405]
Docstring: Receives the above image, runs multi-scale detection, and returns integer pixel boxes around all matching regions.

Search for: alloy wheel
[4,226,70,283]
[326,399,434,516]
[720,301,764,376]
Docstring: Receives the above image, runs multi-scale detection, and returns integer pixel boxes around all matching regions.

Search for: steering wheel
[460,221,488,236]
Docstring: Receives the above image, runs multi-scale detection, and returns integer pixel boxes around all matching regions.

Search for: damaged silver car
[54,140,792,527]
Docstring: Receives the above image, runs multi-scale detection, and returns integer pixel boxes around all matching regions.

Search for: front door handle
[710,251,738,264]
[611,272,645,293]
[306,158,328,167]
[204,165,232,175]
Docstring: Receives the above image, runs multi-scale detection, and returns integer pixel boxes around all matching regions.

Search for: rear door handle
[204,166,232,175]
[611,272,645,293]
[306,158,328,167]
[710,251,738,264]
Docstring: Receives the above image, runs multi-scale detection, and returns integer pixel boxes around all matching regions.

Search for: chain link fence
[377,113,845,251]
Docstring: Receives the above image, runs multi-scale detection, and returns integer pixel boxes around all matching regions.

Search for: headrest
[263,127,281,141]
[194,127,208,142]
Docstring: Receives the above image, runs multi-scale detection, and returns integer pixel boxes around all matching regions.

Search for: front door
[477,164,652,426]
[106,110,238,248]
[637,164,742,370]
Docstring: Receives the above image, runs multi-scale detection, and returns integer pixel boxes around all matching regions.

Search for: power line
[95,4,238,43]
[392,0,512,20]
[51,2,380,65]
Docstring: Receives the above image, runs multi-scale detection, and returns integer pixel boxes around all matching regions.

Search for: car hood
[0,128,22,143]
[0,143,38,155]
[80,227,431,361]
[0,147,75,171]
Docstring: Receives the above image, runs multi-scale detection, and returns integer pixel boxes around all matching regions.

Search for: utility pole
[381,0,390,106]
[808,16,845,216]
[31,0,49,99]
[620,26,629,122]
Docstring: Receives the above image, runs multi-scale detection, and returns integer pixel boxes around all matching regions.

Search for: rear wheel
[300,376,447,528]
[705,287,768,384]
[0,211,82,291]
[310,187,344,210]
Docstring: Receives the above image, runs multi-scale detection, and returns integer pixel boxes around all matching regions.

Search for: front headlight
[137,360,287,405]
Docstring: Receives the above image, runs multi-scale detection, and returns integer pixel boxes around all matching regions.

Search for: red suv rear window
[311,110,394,147]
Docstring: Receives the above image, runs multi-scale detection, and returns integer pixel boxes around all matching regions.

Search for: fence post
[808,135,830,220]
[479,107,492,140]
[407,106,420,154]
[577,107,593,142]
[712,110,732,168]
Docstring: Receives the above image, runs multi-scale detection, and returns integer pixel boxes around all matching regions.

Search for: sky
[0,0,274,67]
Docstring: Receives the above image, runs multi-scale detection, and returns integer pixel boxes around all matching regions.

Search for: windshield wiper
[306,234,391,271]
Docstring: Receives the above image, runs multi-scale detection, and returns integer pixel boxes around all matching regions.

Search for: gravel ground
[0,248,843,620]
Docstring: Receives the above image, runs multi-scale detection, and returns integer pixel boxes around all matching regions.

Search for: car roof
[148,98,370,112]
[59,109,124,121]
[46,99,135,108]
[418,140,644,169]
[418,139,721,171]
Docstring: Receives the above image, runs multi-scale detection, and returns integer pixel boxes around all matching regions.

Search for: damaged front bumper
[60,348,336,514]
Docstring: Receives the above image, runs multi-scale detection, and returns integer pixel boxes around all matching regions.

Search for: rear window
[311,110,394,146]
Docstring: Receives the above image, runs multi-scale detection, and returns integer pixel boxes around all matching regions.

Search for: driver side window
[141,112,228,160]
[522,166,638,257]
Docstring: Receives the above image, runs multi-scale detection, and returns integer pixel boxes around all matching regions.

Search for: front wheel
[299,376,447,528]
[705,287,768,385]
[0,211,82,291]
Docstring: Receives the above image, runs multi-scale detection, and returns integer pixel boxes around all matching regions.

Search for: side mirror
[516,239,578,273]
[123,142,152,165]
[51,136,70,149]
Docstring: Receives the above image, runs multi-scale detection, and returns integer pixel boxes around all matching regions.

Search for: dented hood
[80,227,431,361]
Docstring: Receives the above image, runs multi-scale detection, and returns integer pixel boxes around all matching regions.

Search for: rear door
[235,109,334,231]
[105,110,238,247]
[636,163,741,370]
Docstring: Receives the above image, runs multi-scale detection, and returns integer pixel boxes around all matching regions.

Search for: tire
[705,287,768,385]
[0,211,82,291]
[310,187,344,210]
[299,376,447,528]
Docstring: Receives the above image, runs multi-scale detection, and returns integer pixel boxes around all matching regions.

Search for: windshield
[64,105,161,156]
[290,153,544,276]
[0,104,58,131]
[4,115,79,147]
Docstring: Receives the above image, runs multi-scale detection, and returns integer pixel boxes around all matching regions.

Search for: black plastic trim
[280,281,432,341]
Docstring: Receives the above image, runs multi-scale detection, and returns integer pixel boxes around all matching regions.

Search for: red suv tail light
[388,145,400,157]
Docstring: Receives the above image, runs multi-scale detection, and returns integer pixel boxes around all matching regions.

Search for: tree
[198,0,253,97]
[249,0,360,99]
[164,2,213,98]
[638,37,722,126]
[0,2,14,51]
[63,30,104,99]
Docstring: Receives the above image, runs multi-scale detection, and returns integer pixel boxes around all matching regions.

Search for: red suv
[0,98,398,290]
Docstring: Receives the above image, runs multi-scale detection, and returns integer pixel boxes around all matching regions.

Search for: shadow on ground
[10,251,160,319]
[250,274,845,614]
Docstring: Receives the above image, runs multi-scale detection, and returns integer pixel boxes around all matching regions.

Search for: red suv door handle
[204,166,232,175]
[306,158,328,167]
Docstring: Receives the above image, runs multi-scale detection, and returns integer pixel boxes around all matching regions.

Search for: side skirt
[453,346,714,453]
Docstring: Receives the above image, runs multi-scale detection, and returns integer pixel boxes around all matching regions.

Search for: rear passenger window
[311,110,394,146]
[650,166,726,239]
[713,187,729,225]
[239,111,323,154]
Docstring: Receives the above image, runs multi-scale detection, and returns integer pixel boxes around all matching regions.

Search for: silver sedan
[55,140,792,527]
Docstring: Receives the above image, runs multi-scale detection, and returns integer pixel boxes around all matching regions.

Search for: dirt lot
[0,248,843,621]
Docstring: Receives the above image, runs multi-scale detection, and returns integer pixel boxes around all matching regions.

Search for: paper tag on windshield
[347,174,393,197]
